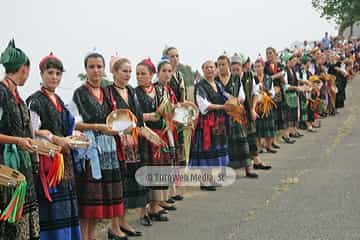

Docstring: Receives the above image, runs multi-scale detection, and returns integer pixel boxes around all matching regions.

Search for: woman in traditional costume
[154,59,186,210]
[264,47,294,145]
[241,55,272,172]
[0,40,40,240]
[189,60,230,190]
[135,58,171,223]
[253,59,277,153]
[215,55,262,178]
[26,53,81,240]
[311,48,329,117]
[105,56,148,235]
[282,52,305,139]
[69,52,126,240]
[299,54,317,131]
[328,53,347,110]
[163,47,186,203]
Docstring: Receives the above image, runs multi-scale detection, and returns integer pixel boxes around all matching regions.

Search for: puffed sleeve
[0,90,5,122]
[238,84,246,102]
[67,99,83,124]
[195,85,211,115]
[252,78,259,96]
[27,98,42,131]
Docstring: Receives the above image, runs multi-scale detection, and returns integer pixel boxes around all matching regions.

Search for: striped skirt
[37,153,81,240]
[189,121,229,167]
[256,110,276,138]
[76,133,124,219]
[247,132,258,157]
[299,95,308,122]
[273,102,288,130]
[228,121,251,168]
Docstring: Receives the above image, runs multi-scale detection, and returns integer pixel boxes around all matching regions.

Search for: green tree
[311,0,360,36]
[312,0,360,36]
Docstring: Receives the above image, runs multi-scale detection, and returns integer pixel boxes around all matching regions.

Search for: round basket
[106,109,137,135]
[173,101,199,126]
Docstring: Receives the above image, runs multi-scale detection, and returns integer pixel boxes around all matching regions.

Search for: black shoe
[166,198,176,204]
[159,205,177,211]
[120,227,142,237]
[253,163,272,170]
[245,172,259,178]
[159,209,168,215]
[139,215,152,226]
[171,195,184,201]
[289,133,301,138]
[200,186,217,191]
[266,148,277,154]
[296,132,304,137]
[148,212,169,221]
[282,136,296,144]
[259,149,265,154]
[108,229,128,240]
[272,143,280,149]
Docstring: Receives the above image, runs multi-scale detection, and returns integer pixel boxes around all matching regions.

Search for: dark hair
[217,55,231,66]
[112,58,131,73]
[254,59,263,65]
[137,63,154,74]
[41,58,64,73]
[165,47,177,56]
[5,58,31,74]
[157,61,171,73]
[84,53,105,68]
[231,62,241,66]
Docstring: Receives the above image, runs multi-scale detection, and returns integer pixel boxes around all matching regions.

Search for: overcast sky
[1,0,336,101]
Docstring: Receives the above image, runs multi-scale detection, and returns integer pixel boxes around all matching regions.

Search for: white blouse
[67,100,83,124]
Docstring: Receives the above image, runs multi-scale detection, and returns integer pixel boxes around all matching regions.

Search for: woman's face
[158,63,173,85]
[41,67,62,91]
[202,61,216,80]
[254,62,263,75]
[114,62,132,86]
[266,49,275,62]
[136,65,153,87]
[86,57,104,84]
[167,49,179,68]
[217,59,230,76]
[231,63,242,76]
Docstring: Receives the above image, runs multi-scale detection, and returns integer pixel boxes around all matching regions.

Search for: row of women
[0,41,189,240]
[0,38,354,240]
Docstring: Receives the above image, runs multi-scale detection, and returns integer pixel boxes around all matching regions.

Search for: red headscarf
[39,52,61,72]
[141,57,156,74]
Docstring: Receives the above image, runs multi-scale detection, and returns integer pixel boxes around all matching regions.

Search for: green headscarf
[0,39,28,72]
[301,54,311,64]
[281,51,293,63]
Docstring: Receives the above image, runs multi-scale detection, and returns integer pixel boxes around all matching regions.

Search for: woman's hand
[251,109,259,121]
[72,130,84,137]
[53,136,73,153]
[144,113,161,122]
[35,130,53,142]
[97,124,119,136]
[16,137,35,152]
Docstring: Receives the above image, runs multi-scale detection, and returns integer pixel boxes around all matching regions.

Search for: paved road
[98,76,360,240]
